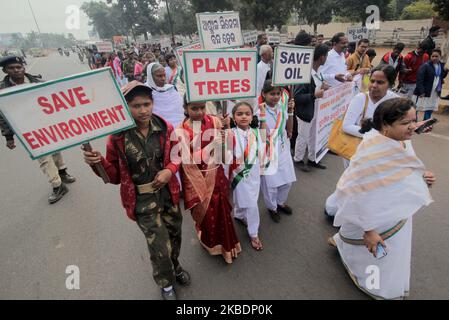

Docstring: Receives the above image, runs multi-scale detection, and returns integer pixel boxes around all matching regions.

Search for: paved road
[1,53,449,299]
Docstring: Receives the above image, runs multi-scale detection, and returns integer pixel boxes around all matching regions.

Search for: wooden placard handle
[82,142,110,184]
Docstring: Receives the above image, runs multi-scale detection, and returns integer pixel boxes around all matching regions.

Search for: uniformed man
[122,49,136,82]
[83,81,190,300]
[0,56,76,204]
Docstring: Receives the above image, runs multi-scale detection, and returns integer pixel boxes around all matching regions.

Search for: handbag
[327,93,369,160]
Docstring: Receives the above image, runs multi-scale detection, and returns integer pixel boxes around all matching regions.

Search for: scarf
[333,129,433,231]
[145,62,174,92]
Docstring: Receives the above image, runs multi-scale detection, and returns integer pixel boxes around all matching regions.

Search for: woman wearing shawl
[325,66,399,219]
[328,98,435,300]
[175,96,241,264]
[145,62,185,128]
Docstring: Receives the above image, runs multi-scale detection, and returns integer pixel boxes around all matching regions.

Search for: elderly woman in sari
[145,62,185,128]
[328,98,435,299]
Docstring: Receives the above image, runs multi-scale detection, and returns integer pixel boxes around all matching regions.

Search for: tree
[332,0,392,24]
[294,0,334,34]
[237,0,294,30]
[385,0,398,20]
[190,0,233,13]
[157,0,197,36]
[400,0,437,20]
[81,1,122,39]
[431,0,449,20]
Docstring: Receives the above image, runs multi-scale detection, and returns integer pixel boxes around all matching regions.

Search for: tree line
[81,0,447,40]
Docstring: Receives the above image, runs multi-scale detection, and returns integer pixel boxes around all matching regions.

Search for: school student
[258,80,297,223]
[229,102,266,250]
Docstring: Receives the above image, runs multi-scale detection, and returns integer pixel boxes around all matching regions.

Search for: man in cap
[0,56,76,204]
[82,81,190,300]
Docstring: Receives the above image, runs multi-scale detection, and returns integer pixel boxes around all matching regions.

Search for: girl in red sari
[176,98,241,264]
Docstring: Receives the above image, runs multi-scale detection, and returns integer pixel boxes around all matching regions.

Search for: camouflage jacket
[0,74,43,139]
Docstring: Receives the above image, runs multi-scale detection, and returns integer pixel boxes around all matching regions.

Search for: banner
[196,11,244,49]
[183,49,257,103]
[273,44,314,86]
[0,68,134,159]
[95,41,113,52]
[314,81,355,163]
[174,41,203,71]
[347,26,375,42]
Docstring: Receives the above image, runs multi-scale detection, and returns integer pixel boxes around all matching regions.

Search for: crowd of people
[1,25,447,300]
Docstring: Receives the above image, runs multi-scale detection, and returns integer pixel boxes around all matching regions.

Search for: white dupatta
[333,129,433,231]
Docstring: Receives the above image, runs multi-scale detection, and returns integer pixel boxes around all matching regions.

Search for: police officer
[0,56,76,204]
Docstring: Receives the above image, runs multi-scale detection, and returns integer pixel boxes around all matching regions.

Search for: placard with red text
[183,49,257,103]
[0,68,135,159]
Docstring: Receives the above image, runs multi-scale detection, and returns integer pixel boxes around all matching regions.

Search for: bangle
[259,119,266,122]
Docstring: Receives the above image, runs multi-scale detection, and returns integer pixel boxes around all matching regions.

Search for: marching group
[0,25,447,300]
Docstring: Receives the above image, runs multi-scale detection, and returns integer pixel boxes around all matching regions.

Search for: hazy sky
[0,0,102,40]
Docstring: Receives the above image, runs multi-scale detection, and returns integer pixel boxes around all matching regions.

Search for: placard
[0,68,135,159]
[243,30,258,44]
[267,31,280,44]
[174,41,203,71]
[183,49,257,102]
[196,11,244,49]
[347,26,375,42]
[272,44,314,86]
[95,41,113,52]
[314,81,355,162]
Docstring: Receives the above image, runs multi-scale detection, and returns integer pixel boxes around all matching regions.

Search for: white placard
[95,41,113,52]
[347,26,375,42]
[243,30,258,44]
[183,49,257,102]
[0,68,134,159]
[267,31,280,44]
[196,11,244,49]
[174,41,203,71]
[273,44,314,86]
[314,81,355,162]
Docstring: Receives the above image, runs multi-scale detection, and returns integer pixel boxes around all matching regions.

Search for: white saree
[332,129,433,299]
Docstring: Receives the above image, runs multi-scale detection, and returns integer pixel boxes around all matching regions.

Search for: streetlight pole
[27,0,44,48]
[165,0,175,47]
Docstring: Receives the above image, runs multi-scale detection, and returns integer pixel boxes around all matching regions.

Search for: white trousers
[234,207,260,238]
[261,181,292,211]
[294,117,314,162]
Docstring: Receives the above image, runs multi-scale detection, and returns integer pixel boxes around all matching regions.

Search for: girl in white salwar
[328,98,435,300]
[228,102,266,250]
[258,81,296,223]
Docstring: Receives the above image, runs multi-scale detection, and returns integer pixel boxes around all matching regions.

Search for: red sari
[178,115,241,264]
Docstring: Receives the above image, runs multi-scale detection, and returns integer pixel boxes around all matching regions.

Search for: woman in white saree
[328,98,436,299]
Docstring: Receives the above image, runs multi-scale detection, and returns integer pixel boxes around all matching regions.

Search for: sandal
[251,237,263,251]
